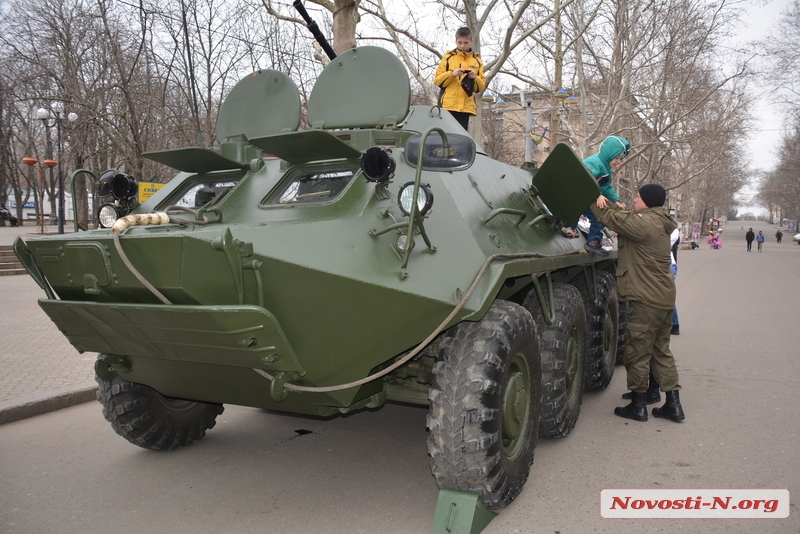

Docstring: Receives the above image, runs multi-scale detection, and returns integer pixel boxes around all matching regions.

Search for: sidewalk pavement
[0,224,97,424]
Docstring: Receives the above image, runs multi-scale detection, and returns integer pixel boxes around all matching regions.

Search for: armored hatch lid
[142,147,247,173]
[216,69,301,143]
[531,143,599,227]
[143,70,302,173]
[307,46,411,129]
[249,130,361,164]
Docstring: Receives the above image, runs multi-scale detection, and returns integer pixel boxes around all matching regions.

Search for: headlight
[402,132,476,172]
[397,182,433,217]
[96,169,138,200]
[98,203,121,228]
[96,169,118,198]
[361,147,395,183]
[110,173,138,200]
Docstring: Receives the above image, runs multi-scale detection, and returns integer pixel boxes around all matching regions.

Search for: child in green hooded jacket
[573,135,631,255]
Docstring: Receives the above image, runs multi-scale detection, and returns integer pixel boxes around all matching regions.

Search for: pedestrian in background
[756,230,765,252]
[590,183,685,423]
[746,228,755,252]
[776,230,783,243]
[670,228,680,336]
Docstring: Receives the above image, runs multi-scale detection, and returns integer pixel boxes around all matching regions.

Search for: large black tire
[617,300,628,365]
[96,374,224,450]
[522,283,587,439]
[573,270,619,391]
[427,300,542,510]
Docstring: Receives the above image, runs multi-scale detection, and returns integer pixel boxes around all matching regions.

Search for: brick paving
[0,225,97,419]
[0,273,95,402]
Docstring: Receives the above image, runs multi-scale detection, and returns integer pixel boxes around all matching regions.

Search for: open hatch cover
[142,148,247,173]
[531,143,599,228]
[249,130,361,165]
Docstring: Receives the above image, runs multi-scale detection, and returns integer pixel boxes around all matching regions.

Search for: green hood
[598,136,631,164]
[583,136,631,184]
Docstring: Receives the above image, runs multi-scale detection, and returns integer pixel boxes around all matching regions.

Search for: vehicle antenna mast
[292,0,337,60]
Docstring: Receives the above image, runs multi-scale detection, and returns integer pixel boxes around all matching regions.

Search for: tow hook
[95,354,132,380]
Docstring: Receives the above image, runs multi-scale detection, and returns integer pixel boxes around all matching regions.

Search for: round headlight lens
[398,182,433,217]
[98,203,120,228]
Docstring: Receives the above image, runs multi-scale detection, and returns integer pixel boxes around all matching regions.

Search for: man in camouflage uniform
[590,184,685,422]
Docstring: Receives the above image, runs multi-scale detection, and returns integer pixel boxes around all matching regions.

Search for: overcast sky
[737,0,793,170]
[733,0,794,212]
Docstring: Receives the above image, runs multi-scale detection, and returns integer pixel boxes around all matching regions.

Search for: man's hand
[615,201,626,209]
[453,68,468,77]
[596,195,609,209]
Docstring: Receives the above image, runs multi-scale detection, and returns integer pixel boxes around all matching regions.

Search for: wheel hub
[502,354,531,458]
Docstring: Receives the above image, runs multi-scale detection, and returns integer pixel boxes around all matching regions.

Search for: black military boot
[614,391,648,422]
[622,374,661,404]
[652,390,685,422]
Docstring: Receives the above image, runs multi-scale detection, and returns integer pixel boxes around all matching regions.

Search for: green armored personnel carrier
[14,45,623,513]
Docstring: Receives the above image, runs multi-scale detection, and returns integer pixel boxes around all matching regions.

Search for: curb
[0,381,98,425]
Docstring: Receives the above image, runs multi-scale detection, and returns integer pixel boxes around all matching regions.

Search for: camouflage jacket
[590,204,677,310]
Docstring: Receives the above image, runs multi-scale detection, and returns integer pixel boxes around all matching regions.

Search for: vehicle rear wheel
[96,373,224,450]
[573,270,619,391]
[427,300,542,510]
[523,283,587,438]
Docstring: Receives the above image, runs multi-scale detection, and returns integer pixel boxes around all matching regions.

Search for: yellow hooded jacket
[434,49,487,116]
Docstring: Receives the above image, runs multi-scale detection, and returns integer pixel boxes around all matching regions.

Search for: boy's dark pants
[623,301,681,392]
[448,110,470,130]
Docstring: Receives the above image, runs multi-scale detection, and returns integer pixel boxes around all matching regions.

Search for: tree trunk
[332,0,361,54]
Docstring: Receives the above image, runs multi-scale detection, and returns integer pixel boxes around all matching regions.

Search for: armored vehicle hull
[15,46,622,510]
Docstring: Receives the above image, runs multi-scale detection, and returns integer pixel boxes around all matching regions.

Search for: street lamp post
[22,157,57,234]
[484,89,578,164]
[37,103,78,234]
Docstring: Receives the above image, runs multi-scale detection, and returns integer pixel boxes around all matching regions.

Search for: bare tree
[261,0,362,56]
[765,0,800,121]
[758,119,800,223]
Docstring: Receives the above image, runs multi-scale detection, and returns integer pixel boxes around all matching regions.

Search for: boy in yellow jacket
[434,27,487,131]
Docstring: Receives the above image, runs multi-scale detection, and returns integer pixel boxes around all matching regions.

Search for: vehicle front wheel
[96,373,224,450]
[427,300,542,510]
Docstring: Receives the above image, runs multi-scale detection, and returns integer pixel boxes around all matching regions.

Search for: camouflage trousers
[623,301,681,392]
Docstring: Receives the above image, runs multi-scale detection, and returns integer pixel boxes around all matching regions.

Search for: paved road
[1,221,798,533]
[0,225,96,422]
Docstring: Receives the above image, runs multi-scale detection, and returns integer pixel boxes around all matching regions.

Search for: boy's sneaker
[584,239,609,256]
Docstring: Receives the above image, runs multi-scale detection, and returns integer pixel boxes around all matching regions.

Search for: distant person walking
[756,230,765,252]
[746,228,755,252]
[776,230,783,243]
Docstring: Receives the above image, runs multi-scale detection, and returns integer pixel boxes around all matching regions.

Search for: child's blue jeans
[572,208,605,242]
